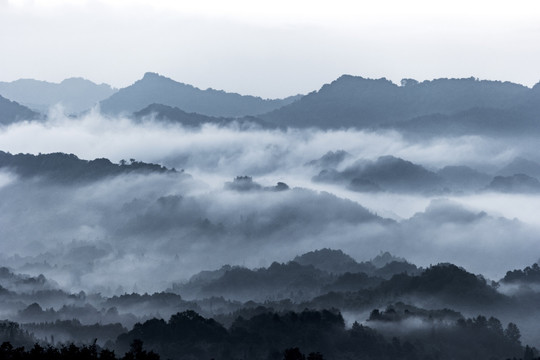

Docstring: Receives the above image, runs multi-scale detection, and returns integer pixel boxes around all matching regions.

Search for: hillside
[0,151,177,183]
[0,77,116,113]
[100,72,301,117]
[261,75,536,130]
[0,95,40,125]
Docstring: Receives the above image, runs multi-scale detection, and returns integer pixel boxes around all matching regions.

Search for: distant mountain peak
[497,157,540,178]
[323,75,396,91]
[143,71,161,78]
[0,77,116,114]
[0,95,41,124]
[333,74,392,83]
[60,77,90,84]
[140,72,170,82]
[100,73,300,117]
[262,74,532,129]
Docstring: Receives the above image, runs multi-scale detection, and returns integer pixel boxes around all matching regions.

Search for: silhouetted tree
[307,352,324,360]
[284,347,305,360]
[505,323,521,345]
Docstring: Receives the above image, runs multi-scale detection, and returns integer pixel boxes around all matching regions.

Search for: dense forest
[2,73,540,359]
[1,248,540,359]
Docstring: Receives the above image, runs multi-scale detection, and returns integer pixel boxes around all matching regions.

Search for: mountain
[497,157,540,178]
[437,165,493,192]
[224,176,289,192]
[486,174,540,193]
[388,107,540,137]
[380,263,504,305]
[502,263,540,284]
[100,72,301,117]
[175,261,332,302]
[313,155,443,194]
[133,103,274,128]
[304,150,352,169]
[293,248,374,274]
[261,75,534,129]
[133,103,225,125]
[173,249,420,302]
[0,78,116,113]
[0,151,178,183]
[0,95,40,125]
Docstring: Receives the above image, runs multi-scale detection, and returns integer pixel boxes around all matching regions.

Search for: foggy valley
[1,72,540,359]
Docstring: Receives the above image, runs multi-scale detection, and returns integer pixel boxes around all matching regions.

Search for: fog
[1,111,540,295]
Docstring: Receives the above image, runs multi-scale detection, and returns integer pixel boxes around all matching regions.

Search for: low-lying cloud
[1,111,540,294]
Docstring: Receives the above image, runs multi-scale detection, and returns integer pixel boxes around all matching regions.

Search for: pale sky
[1,0,540,98]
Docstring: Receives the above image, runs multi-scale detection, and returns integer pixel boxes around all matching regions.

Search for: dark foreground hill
[0,250,539,360]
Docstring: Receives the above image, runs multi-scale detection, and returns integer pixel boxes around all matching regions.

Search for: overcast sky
[1,0,540,98]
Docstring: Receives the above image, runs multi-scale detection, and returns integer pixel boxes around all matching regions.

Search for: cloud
[1,113,540,293]
[2,0,540,96]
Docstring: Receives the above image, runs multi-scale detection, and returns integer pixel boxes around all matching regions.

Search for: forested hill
[0,77,117,114]
[260,76,540,131]
[100,72,301,117]
[0,95,40,125]
[133,103,275,129]
[0,151,178,183]
[0,251,539,359]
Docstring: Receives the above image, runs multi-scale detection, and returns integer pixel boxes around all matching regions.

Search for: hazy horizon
[1,0,540,98]
[2,71,540,100]
[2,1,540,357]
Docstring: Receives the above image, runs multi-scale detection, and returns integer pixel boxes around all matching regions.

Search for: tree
[122,339,159,360]
[504,323,521,344]
[523,345,534,360]
[307,352,324,360]
[284,347,305,360]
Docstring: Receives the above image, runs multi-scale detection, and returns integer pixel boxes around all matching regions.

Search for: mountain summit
[99,72,301,117]
[0,95,40,124]
[261,75,532,129]
[0,77,116,114]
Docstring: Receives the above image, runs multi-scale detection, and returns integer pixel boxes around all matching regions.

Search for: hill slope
[0,95,40,125]
[261,75,535,129]
[0,77,116,113]
[100,72,301,117]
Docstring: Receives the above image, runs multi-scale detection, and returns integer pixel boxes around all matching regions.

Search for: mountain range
[100,72,301,117]
[122,74,540,134]
[0,95,40,125]
[1,247,538,360]
[1,73,540,136]
[0,77,116,114]
[310,153,540,194]
[261,76,540,128]
[0,151,178,184]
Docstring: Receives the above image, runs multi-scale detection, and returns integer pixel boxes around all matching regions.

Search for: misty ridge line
[1,247,539,359]
[3,247,540,316]
[0,151,182,184]
[1,72,540,137]
[3,149,540,196]
[3,72,540,358]
[1,145,540,288]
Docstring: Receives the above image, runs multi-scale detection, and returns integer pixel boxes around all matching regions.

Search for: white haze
[2,0,540,97]
[1,111,540,293]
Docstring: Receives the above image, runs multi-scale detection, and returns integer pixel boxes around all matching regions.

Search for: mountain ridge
[0,77,116,114]
[260,75,538,129]
[0,95,41,125]
[99,72,302,117]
